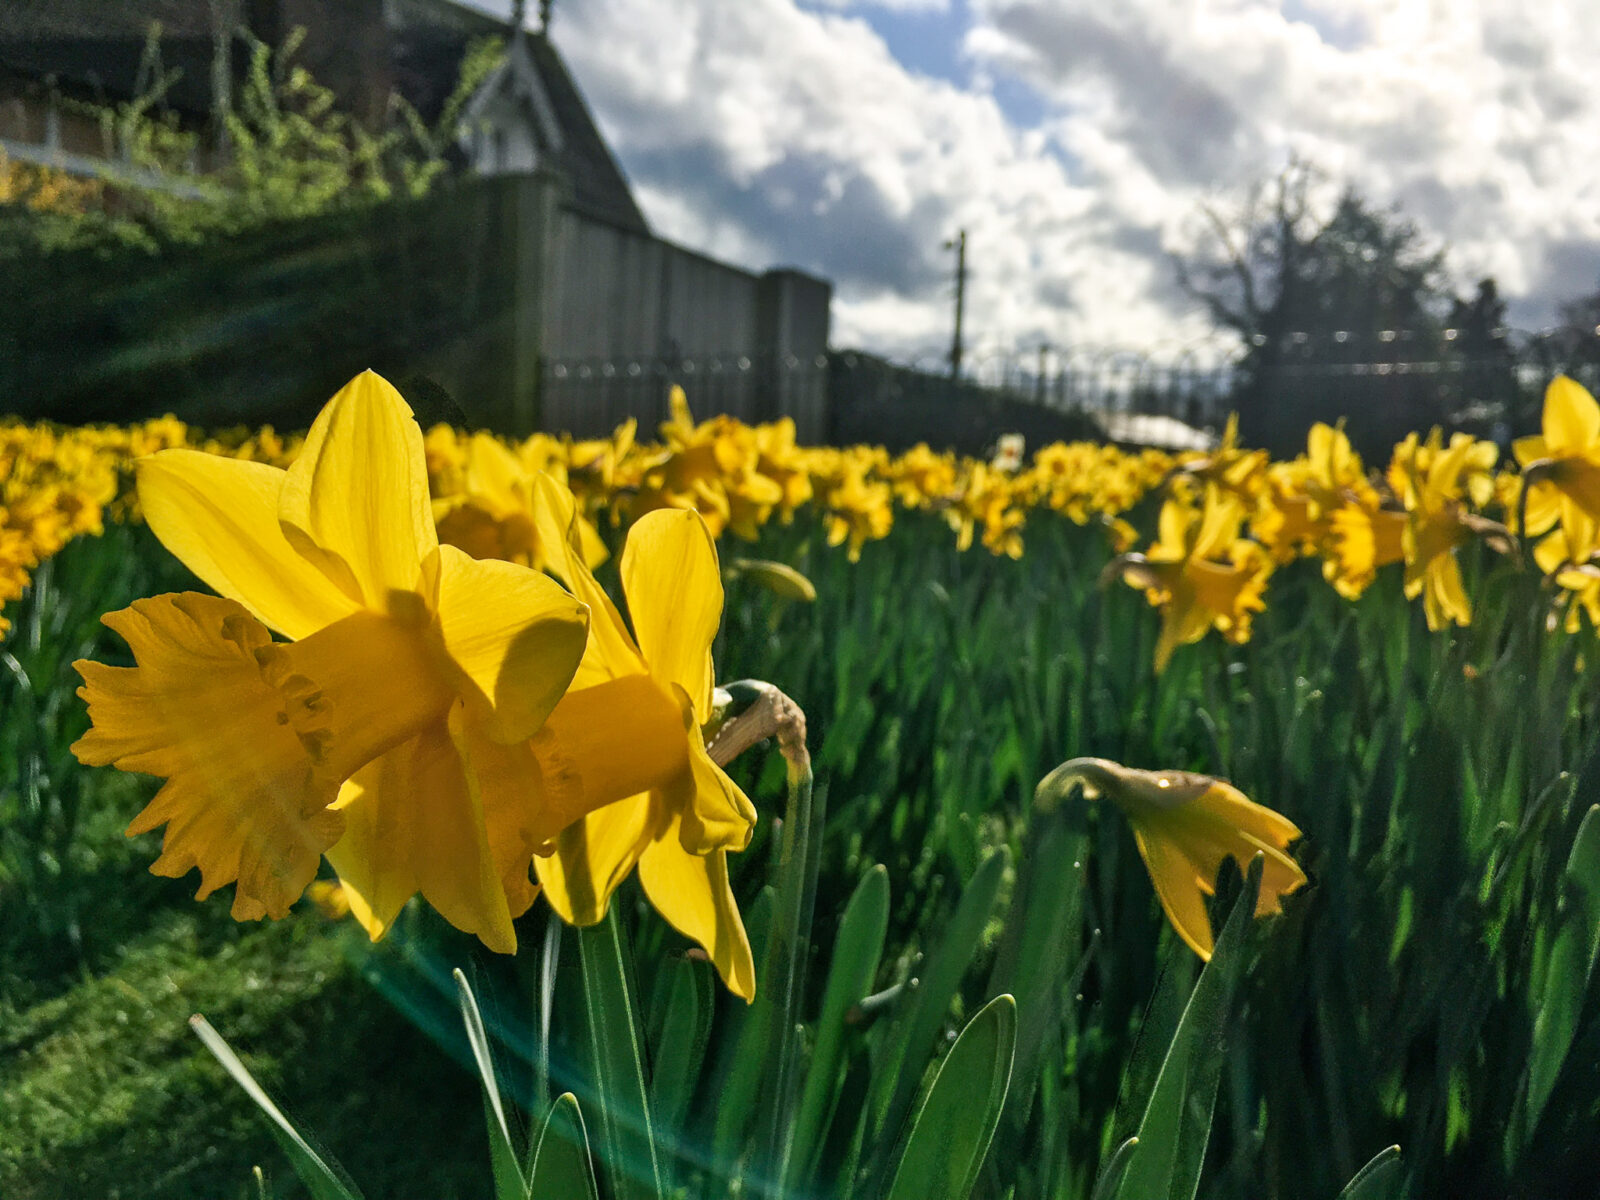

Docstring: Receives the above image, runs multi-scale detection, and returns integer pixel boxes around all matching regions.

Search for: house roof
[390,4,648,235]
[1,0,649,235]
[0,33,247,117]
[523,32,646,233]
[0,0,215,41]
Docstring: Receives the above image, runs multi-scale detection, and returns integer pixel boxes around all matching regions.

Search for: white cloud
[550,0,1600,361]
[806,0,951,11]
[969,0,1600,323]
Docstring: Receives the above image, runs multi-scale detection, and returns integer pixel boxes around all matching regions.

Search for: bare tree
[1175,158,1457,456]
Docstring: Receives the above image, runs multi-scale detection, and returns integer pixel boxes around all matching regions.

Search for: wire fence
[538,350,831,441]
[538,334,1600,455]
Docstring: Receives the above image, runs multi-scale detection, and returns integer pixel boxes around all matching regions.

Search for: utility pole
[946,229,966,379]
[540,0,554,32]
[1036,342,1049,403]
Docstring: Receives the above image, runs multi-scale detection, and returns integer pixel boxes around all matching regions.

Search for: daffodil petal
[432,544,589,743]
[1545,375,1600,453]
[621,507,722,722]
[466,432,526,513]
[72,593,342,920]
[531,472,646,685]
[638,833,756,1001]
[1154,579,1215,673]
[1521,481,1563,537]
[278,371,437,613]
[668,692,757,856]
[1513,434,1549,468]
[136,452,359,639]
[577,513,611,570]
[533,794,658,926]
[1131,825,1215,961]
[1192,488,1243,559]
[328,709,517,953]
[1190,780,1302,851]
[1425,552,1472,630]
[1547,457,1600,526]
[1155,809,1309,919]
[452,714,546,920]
[532,675,691,845]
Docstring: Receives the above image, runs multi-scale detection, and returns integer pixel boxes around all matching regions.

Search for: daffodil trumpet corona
[1036,757,1308,960]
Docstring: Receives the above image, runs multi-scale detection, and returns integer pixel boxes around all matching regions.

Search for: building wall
[537,187,831,440]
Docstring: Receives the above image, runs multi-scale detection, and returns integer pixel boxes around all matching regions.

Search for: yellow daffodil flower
[1037,757,1308,961]
[1174,413,1268,504]
[890,443,959,509]
[1393,429,1503,630]
[823,460,894,563]
[434,430,609,571]
[1324,498,1407,601]
[754,417,815,522]
[529,474,759,1000]
[1514,375,1600,559]
[633,387,783,540]
[1534,522,1600,632]
[72,372,591,953]
[567,418,639,517]
[1255,423,1376,564]
[1111,485,1273,672]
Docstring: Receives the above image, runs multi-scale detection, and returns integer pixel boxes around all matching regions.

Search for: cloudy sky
[517,1,1600,364]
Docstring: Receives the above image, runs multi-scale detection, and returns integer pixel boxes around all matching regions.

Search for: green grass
[0,911,491,1200]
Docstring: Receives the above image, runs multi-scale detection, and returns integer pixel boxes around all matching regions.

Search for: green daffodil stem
[708,679,818,1192]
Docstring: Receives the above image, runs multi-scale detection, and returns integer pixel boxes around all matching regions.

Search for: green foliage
[528,1095,599,1200]
[0,528,196,990]
[1336,1147,1405,1200]
[0,25,503,260]
[784,864,890,1190]
[454,968,527,1200]
[190,1013,364,1200]
[1112,859,1259,1200]
[6,500,1600,1197]
[576,908,663,1200]
[886,993,1016,1200]
[0,913,490,1199]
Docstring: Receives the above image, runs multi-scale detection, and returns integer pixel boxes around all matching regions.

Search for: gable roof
[390,3,648,235]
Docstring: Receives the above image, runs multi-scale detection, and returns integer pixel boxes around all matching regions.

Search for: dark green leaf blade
[884,993,1018,1200]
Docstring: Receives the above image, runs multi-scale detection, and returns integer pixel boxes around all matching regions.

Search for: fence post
[757,269,832,443]
[504,170,563,434]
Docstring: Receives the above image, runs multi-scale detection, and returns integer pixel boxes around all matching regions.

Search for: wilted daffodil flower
[529,473,760,1000]
[72,372,591,953]
[1037,757,1308,961]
